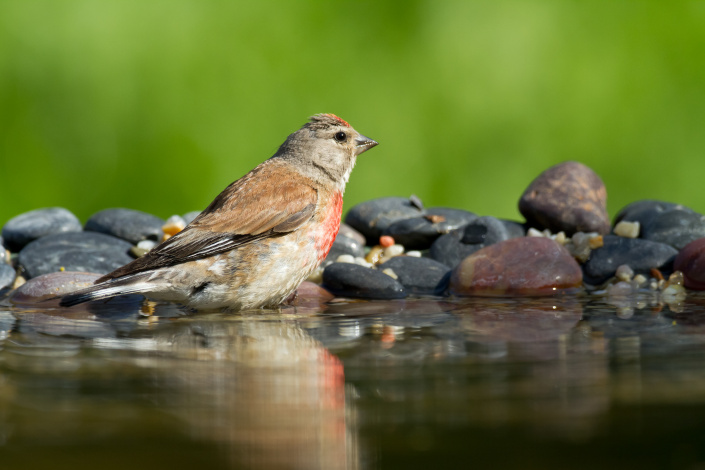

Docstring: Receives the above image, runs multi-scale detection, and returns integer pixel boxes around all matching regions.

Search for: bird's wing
[97,162,318,282]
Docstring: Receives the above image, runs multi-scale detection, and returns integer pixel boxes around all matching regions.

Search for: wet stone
[290,281,335,308]
[18,232,134,279]
[2,207,82,252]
[84,208,165,244]
[449,237,583,296]
[0,263,15,291]
[379,256,451,295]
[322,262,406,300]
[430,216,520,268]
[325,230,365,261]
[673,238,705,290]
[344,196,425,245]
[640,208,705,250]
[337,223,366,246]
[10,271,101,304]
[582,235,678,285]
[383,209,479,250]
[613,199,689,226]
[519,161,610,236]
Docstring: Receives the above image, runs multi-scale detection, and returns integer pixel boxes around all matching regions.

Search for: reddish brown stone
[289,281,335,307]
[519,161,610,235]
[10,271,101,305]
[674,238,705,290]
[449,237,583,296]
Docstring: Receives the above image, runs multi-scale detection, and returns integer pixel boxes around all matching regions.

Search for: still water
[1,292,705,469]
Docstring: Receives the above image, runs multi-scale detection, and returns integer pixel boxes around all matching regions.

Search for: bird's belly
[170,233,321,310]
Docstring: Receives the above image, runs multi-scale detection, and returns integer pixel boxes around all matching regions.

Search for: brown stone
[10,271,102,305]
[449,237,583,296]
[674,238,705,290]
[519,161,610,235]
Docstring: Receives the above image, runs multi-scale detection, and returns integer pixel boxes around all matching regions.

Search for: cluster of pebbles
[3,161,705,307]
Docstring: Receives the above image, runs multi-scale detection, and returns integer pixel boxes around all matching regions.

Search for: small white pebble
[553,231,567,245]
[137,240,157,251]
[336,254,356,264]
[633,274,648,288]
[354,257,373,268]
[165,214,187,227]
[527,228,544,237]
[405,250,422,258]
[613,220,640,238]
[382,268,398,279]
[384,244,404,258]
[649,279,659,291]
[615,264,634,282]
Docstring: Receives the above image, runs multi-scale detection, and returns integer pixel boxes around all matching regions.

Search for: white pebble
[354,257,373,268]
[384,244,404,258]
[527,228,544,237]
[165,214,187,227]
[614,220,640,238]
[405,251,422,257]
[336,254,356,264]
[382,268,398,279]
[632,274,648,288]
[137,240,157,251]
[553,231,567,245]
[615,264,634,282]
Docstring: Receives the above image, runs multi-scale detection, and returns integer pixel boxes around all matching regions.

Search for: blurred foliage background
[1,1,705,226]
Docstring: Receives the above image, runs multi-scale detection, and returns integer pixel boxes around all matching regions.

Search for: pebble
[2,207,82,252]
[519,161,610,235]
[381,208,478,250]
[613,200,687,226]
[430,216,520,268]
[582,235,678,286]
[84,208,165,244]
[10,271,101,304]
[379,256,451,295]
[673,238,705,290]
[325,229,366,261]
[18,232,134,279]
[322,262,406,300]
[613,220,640,238]
[289,281,335,308]
[640,208,705,250]
[344,196,425,244]
[449,237,583,296]
[0,263,15,291]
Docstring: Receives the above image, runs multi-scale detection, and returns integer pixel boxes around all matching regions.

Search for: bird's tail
[59,275,152,307]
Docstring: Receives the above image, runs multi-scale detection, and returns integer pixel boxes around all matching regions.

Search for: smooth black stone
[383,217,445,250]
[614,200,690,226]
[322,262,407,300]
[640,209,705,250]
[325,233,366,261]
[430,216,519,268]
[84,208,165,244]
[0,263,15,290]
[425,207,478,232]
[344,197,424,245]
[2,207,82,252]
[582,235,678,285]
[18,232,134,279]
[380,256,451,295]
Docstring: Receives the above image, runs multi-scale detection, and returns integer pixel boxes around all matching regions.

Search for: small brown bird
[60,114,378,310]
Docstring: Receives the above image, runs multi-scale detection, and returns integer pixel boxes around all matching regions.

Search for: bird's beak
[354,134,378,156]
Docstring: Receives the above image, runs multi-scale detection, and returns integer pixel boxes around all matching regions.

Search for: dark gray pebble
[84,208,165,244]
[640,209,705,250]
[613,200,689,226]
[326,231,366,261]
[322,262,406,300]
[2,207,82,252]
[0,263,15,291]
[18,232,134,279]
[344,196,424,245]
[382,208,477,250]
[582,235,678,285]
[430,216,521,268]
[380,256,451,295]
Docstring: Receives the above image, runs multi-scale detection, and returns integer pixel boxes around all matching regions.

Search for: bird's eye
[334,131,347,142]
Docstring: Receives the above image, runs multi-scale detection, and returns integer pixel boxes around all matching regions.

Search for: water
[1,293,705,469]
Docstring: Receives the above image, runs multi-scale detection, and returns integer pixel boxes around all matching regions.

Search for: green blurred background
[1,1,704,227]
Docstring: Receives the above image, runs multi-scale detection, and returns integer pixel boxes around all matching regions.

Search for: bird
[58,114,378,310]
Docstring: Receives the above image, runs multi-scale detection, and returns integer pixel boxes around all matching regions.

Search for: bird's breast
[315,191,343,261]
